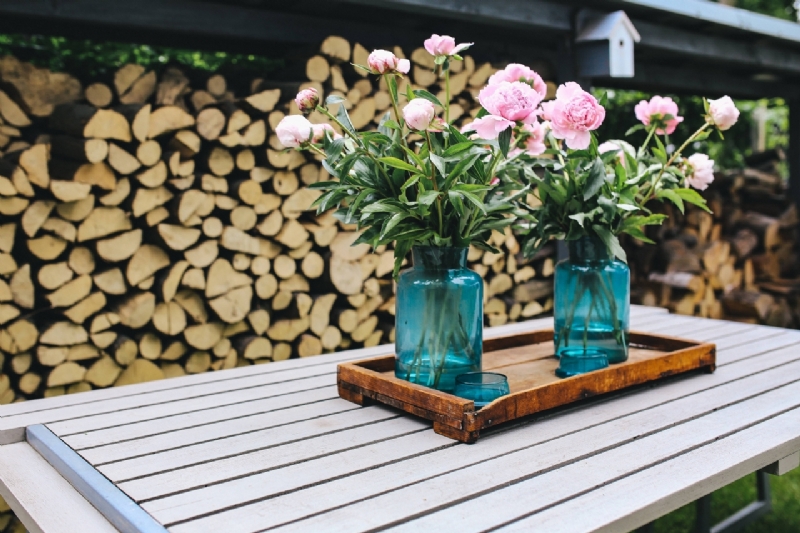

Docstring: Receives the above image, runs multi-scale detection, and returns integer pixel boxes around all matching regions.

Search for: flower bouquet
[275,35,533,391]
[503,86,739,376]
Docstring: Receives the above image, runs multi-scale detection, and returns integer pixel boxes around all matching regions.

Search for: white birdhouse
[576,10,640,78]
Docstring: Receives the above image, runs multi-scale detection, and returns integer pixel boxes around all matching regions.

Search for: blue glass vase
[395,246,483,392]
[554,236,630,378]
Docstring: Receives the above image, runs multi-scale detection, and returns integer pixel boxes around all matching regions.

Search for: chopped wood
[96,229,141,262]
[85,82,113,107]
[47,274,91,307]
[76,207,131,242]
[93,268,127,295]
[107,143,142,175]
[148,105,195,138]
[21,200,55,238]
[197,107,226,140]
[67,246,95,275]
[115,358,164,386]
[50,180,92,202]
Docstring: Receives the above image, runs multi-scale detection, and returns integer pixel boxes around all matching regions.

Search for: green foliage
[595,88,788,174]
[505,108,717,262]
[0,34,282,78]
[721,0,797,20]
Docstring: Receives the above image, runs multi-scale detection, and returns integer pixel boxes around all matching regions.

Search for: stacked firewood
[0,38,556,403]
[628,148,800,327]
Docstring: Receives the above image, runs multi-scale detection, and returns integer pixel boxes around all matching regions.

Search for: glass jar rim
[455,372,508,386]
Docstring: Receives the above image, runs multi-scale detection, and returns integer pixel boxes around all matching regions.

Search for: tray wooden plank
[337,329,716,443]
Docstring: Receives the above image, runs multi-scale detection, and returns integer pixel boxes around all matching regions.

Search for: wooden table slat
[154,333,800,529]
[495,408,800,533]
[263,378,800,533]
[0,443,118,533]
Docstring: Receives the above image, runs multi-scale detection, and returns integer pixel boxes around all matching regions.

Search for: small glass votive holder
[453,372,510,408]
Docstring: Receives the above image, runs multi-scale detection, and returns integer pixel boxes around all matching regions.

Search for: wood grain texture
[338,329,716,442]
[165,330,800,531]
[0,442,118,533]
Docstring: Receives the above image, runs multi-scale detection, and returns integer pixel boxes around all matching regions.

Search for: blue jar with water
[554,236,629,377]
[395,246,483,392]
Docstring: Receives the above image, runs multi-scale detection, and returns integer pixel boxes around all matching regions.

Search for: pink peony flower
[541,82,605,150]
[707,96,739,131]
[311,123,341,143]
[634,96,683,135]
[463,115,515,139]
[276,115,313,148]
[403,98,436,131]
[424,34,472,57]
[294,87,319,114]
[685,153,715,191]
[521,120,547,156]
[367,50,410,75]
[598,141,621,154]
[488,64,547,99]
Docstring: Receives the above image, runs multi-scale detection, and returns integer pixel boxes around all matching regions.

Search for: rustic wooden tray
[337,329,716,443]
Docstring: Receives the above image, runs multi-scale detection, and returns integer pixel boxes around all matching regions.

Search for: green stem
[316,104,399,197]
[383,73,405,130]
[444,67,451,124]
[637,127,656,158]
[424,130,445,237]
[643,122,711,202]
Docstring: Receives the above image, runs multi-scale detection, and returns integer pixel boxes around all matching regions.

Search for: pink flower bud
[294,87,319,114]
[707,96,739,131]
[275,115,313,148]
[685,153,715,191]
[424,34,472,57]
[367,50,409,75]
[490,177,500,186]
[402,98,436,131]
[541,82,605,150]
[311,123,342,143]
[634,96,683,135]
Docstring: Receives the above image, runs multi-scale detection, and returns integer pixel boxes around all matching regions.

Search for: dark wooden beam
[325,0,572,33]
[633,19,800,76]
[790,100,800,235]
[594,64,800,100]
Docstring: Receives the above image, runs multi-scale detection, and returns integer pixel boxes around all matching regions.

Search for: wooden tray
[337,329,716,443]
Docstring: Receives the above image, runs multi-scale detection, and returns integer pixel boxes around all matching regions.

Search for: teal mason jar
[395,246,483,392]
[554,236,630,378]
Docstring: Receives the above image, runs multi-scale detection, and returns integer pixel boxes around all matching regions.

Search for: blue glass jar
[554,236,630,378]
[395,246,483,392]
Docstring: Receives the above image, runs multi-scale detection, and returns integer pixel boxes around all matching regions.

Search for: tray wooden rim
[337,329,716,443]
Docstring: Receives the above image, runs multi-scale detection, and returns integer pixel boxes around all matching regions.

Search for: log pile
[627,148,800,328]
[0,41,557,404]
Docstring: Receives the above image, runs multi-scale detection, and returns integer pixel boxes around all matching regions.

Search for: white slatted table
[1,305,800,533]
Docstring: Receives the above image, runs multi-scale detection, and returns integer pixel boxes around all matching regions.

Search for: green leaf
[459,191,487,213]
[620,226,655,244]
[674,188,712,213]
[413,89,443,108]
[656,189,685,213]
[378,157,419,174]
[380,212,410,240]
[418,190,440,206]
[625,124,645,136]
[593,225,627,262]
[623,214,667,227]
[569,212,590,228]
[442,141,475,158]
[448,190,465,217]
[325,95,345,105]
[429,153,446,178]
[325,138,345,159]
[583,158,606,200]
[336,104,355,133]
[498,128,512,158]
[393,240,412,278]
